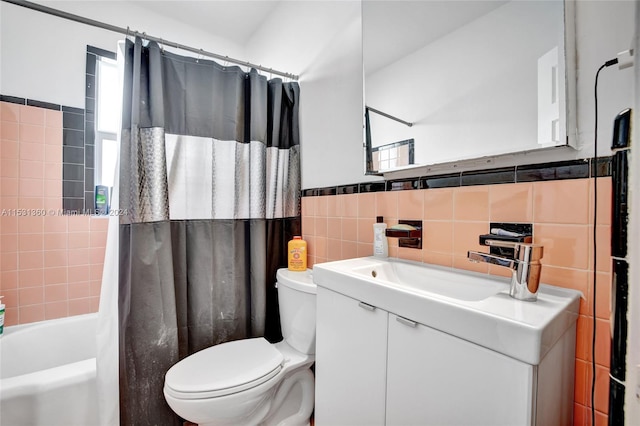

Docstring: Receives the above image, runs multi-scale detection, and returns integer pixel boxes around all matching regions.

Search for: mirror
[363,0,575,174]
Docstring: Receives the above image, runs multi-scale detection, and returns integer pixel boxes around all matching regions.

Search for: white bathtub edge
[0,358,96,400]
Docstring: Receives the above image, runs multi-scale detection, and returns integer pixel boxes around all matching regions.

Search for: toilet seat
[164,338,283,400]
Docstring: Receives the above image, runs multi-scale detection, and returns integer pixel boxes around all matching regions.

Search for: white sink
[313,257,581,365]
[351,260,505,302]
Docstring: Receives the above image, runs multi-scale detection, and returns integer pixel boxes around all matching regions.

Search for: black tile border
[62,105,84,114]
[86,53,97,76]
[359,182,386,193]
[461,167,515,186]
[337,184,358,195]
[317,187,337,197]
[387,177,421,191]
[0,95,26,104]
[515,159,590,182]
[63,111,85,130]
[422,173,460,189]
[302,157,613,197]
[592,157,612,178]
[1,95,63,111]
[27,99,61,111]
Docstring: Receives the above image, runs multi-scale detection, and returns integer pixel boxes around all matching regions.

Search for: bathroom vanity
[313,257,580,425]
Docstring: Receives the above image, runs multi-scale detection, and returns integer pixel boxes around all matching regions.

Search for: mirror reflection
[363,0,572,173]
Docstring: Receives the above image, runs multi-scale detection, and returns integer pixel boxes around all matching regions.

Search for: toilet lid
[164,338,283,399]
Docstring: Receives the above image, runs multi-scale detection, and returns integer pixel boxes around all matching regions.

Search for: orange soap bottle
[288,236,307,271]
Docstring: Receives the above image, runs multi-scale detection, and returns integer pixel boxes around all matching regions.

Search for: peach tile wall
[302,178,612,424]
[0,101,108,326]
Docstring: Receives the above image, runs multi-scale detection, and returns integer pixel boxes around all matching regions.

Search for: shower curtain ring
[160,38,164,53]
[126,26,130,39]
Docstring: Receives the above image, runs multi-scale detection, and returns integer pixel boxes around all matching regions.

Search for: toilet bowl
[163,268,316,426]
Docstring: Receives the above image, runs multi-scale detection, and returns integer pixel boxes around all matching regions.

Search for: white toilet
[163,268,316,426]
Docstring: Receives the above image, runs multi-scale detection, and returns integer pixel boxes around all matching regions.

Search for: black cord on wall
[592,57,618,426]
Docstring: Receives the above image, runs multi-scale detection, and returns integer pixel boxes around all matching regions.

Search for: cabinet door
[386,314,534,426]
[315,287,388,425]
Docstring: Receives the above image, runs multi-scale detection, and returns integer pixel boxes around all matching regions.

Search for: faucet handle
[484,240,543,262]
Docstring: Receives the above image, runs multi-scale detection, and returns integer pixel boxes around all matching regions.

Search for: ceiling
[30,0,511,78]
[129,1,281,46]
[363,0,509,75]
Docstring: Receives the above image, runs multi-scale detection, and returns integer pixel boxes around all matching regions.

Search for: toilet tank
[276,268,317,355]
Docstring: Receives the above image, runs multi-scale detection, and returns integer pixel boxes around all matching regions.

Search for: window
[94,56,119,191]
[371,139,415,172]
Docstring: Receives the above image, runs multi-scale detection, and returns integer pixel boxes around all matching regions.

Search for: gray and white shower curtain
[118,37,300,425]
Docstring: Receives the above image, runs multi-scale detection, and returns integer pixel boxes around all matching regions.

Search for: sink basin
[351,260,505,302]
[313,257,580,365]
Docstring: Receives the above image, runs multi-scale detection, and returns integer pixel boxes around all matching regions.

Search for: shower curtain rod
[366,106,413,127]
[2,0,300,80]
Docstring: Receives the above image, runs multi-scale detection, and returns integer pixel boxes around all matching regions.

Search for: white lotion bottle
[373,216,388,258]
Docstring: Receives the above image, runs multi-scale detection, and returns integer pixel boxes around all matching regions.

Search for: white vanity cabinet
[315,286,576,426]
[313,257,579,426]
[314,286,388,425]
[386,313,533,425]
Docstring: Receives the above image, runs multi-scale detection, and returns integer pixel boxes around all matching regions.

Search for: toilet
[163,268,316,426]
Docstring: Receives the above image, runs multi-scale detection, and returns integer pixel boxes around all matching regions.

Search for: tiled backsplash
[0,98,613,422]
[1,101,108,325]
[302,176,612,424]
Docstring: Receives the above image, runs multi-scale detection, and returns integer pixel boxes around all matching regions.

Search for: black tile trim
[85,169,95,191]
[84,97,96,114]
[63,111,85,130]
[26,99,61,111]
[85,192,95,211]
[63,146,85,165]
[387,178,421,191]
[87,45,117,60]
[63,129,84,147]
[461,167,516,186]
[592,157,612,177]
[62,105,85,114]
[337,184,359,195]
[85,146,95,168]
[63,181,85,198]
[86,74,95,98]
[63,164,85,181]
[0,95,26,104]
[422,173,461,189]
[516,159,589,182]
[86,53,97,76]
[1,94,77,112]
[301,156,613,197]
[317,187,337,197]
[359,182,386,193]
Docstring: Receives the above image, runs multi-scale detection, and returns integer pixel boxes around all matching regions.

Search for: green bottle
[95,185,110,215]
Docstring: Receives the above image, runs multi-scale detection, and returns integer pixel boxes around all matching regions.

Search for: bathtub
[0,313,99,426]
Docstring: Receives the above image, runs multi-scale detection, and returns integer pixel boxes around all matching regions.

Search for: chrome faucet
[467,240,544,301]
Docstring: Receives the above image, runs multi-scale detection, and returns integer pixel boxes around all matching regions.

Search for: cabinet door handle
[358,301,376,311]
[396,316,418,328]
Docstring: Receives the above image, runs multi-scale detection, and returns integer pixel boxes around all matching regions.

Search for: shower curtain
[117,37,301,425]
